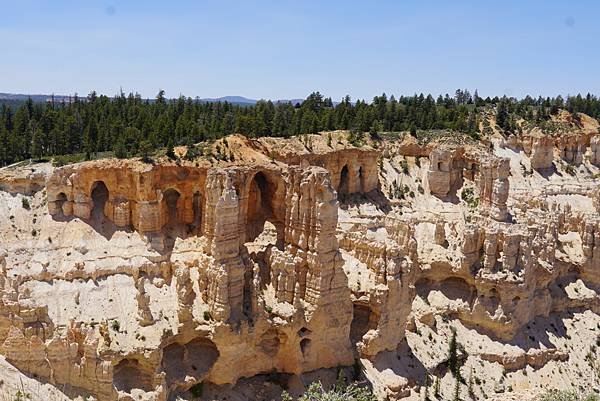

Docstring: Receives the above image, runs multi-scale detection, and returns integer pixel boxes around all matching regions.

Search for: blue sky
[1,0,598,100]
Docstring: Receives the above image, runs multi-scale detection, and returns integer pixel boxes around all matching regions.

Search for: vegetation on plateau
[282,374,377,401]
[1,89,600,166]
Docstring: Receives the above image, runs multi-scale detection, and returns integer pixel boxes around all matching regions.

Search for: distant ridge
[200,95,257,104]
[0,92,72,103]
[0,92,306,106]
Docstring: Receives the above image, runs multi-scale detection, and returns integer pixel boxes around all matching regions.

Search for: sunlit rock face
[2,124,600,401]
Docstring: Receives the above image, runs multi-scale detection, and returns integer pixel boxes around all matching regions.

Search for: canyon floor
[1,112,600,401]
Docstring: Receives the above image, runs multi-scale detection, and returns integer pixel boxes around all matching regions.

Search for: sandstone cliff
[1,124,600,401]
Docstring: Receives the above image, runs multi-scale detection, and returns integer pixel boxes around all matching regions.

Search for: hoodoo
[1,115,600,401]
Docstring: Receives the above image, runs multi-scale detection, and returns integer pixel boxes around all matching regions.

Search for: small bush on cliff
[110,320,120,332]
[189,382,204,398]
[21,197,30,210]
[347,130,364,147]
[538,390,599,401]
[461,187,479,210]
[401,159,409,174]
[11,390,31,401]
[184,144,202,161]
[166,139,176,160]
[282,381,377,401]
[565,164,576,176]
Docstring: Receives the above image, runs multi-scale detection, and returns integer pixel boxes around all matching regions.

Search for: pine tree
[3,88,600,166]
[0,125,7,166]
[83,119,98,159]
[30,124,44,160]
[166,138,176,160]
[452,377,461,401]
[496,99,510,131]
[139,140,152,163]
[468,367,474,399]
[114,137,128,159]
[448,327,460,378]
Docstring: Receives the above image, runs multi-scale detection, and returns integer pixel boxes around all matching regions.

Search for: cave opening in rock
[245,171,281,245]
[258,328,282,357]
[113,359,152,393]
[359,166,365,193]
[298,327,311,337]
[55,192,67,216]
[339,165,350,196]
[439,276,477,304]
[163,188,181,226]
[186,338,220,376]
[192,191,202,234]
[162,338,219,387]
[300,338,311,357]
[246,221,278,252]
[350,303,379,345]
[91,181,109,219]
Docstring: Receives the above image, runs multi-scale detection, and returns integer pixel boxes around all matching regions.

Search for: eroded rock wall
[3,126,600,401]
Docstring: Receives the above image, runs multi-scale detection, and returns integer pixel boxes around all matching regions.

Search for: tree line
[0,89,599,166]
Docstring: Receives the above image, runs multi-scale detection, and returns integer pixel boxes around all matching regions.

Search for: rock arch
[439,276,477,305]
[192,191,202,234]
[339,165,350,196]
[90,181,109,219]
[245,171,283,244]
[300,338,311,357]
[113,358,153,393]
[162,188,181,227]
[162,338,219,388]
[350,303,379,345]
[359,166,365,193]
[54,192,68,216]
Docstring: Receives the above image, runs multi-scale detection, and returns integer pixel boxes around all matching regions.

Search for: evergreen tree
[1,89,599,166]
[166,138,176,160]
[30,124,44,160]
[448,327,460,378]
[114,136,128,159]
[139,140,152,163]
[452,377,461,401]
[83,119,98,159]
[496,99,510,131]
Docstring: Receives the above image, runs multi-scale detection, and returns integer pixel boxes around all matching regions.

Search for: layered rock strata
[1,124,600,401]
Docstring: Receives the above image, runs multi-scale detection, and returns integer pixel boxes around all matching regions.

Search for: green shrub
[189,382,204,398]
[537,390,598,401]
[565,164,576,176]
[21,198,30,210]
[282,381,377,401]
[13,390,31,401]
[461,187,479,209]
[111,320,120,331]
[401,159,409,174]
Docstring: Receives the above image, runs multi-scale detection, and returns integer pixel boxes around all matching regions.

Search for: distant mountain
[199,95,257,104]
[0,93,73,103]
[198,96,305,105]
[0,93,307,106]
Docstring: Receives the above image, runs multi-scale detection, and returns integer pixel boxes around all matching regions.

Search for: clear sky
[1,0,598,101]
